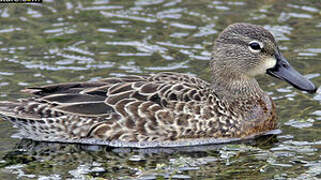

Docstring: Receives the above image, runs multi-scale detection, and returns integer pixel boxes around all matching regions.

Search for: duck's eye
[249,42,261,50]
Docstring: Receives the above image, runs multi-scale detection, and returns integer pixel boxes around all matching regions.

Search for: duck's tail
[0,101,75,142]
[0,101,50,139]
[0,100,106,144]
[0,101,28,123]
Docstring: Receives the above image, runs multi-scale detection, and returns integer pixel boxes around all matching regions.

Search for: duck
[0,23,317,148]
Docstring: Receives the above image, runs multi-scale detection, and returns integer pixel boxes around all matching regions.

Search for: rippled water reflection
[0,0,320,179]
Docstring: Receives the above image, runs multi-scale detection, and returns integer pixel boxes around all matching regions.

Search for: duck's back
[2,72,251,147]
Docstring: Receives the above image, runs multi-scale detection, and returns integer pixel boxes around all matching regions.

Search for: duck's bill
[267,53,317,94]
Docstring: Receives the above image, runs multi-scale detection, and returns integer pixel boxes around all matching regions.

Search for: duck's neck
[210,64,264,101]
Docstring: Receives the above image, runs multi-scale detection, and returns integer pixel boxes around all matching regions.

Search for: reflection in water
[0,0,320,179]
[3,134,277,179]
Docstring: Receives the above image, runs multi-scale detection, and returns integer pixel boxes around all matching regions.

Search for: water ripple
[170,22,197,29]
[135,0,165,6]
[101,11,157,23]
[0,0,320,179]
[0,28,21,33]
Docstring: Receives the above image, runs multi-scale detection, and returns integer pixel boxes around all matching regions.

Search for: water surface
[0,0,320,179]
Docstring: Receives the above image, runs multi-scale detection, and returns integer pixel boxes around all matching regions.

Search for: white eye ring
[248,40,264,53]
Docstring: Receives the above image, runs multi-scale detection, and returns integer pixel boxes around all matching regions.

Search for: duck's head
[211,23,316,94]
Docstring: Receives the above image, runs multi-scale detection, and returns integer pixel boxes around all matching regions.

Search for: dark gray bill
[267,52,317,94]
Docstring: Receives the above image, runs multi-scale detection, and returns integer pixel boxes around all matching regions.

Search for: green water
[0,0,320,179]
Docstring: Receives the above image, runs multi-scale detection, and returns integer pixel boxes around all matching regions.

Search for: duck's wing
[2,72,210,118]
[0,75,150,119]
[0,72,213,143]
[21,74,150,96]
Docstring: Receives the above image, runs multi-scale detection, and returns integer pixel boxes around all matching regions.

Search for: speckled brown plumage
[0,23,315,148]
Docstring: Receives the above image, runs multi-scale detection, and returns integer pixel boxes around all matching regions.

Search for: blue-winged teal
[0,23,317,148]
